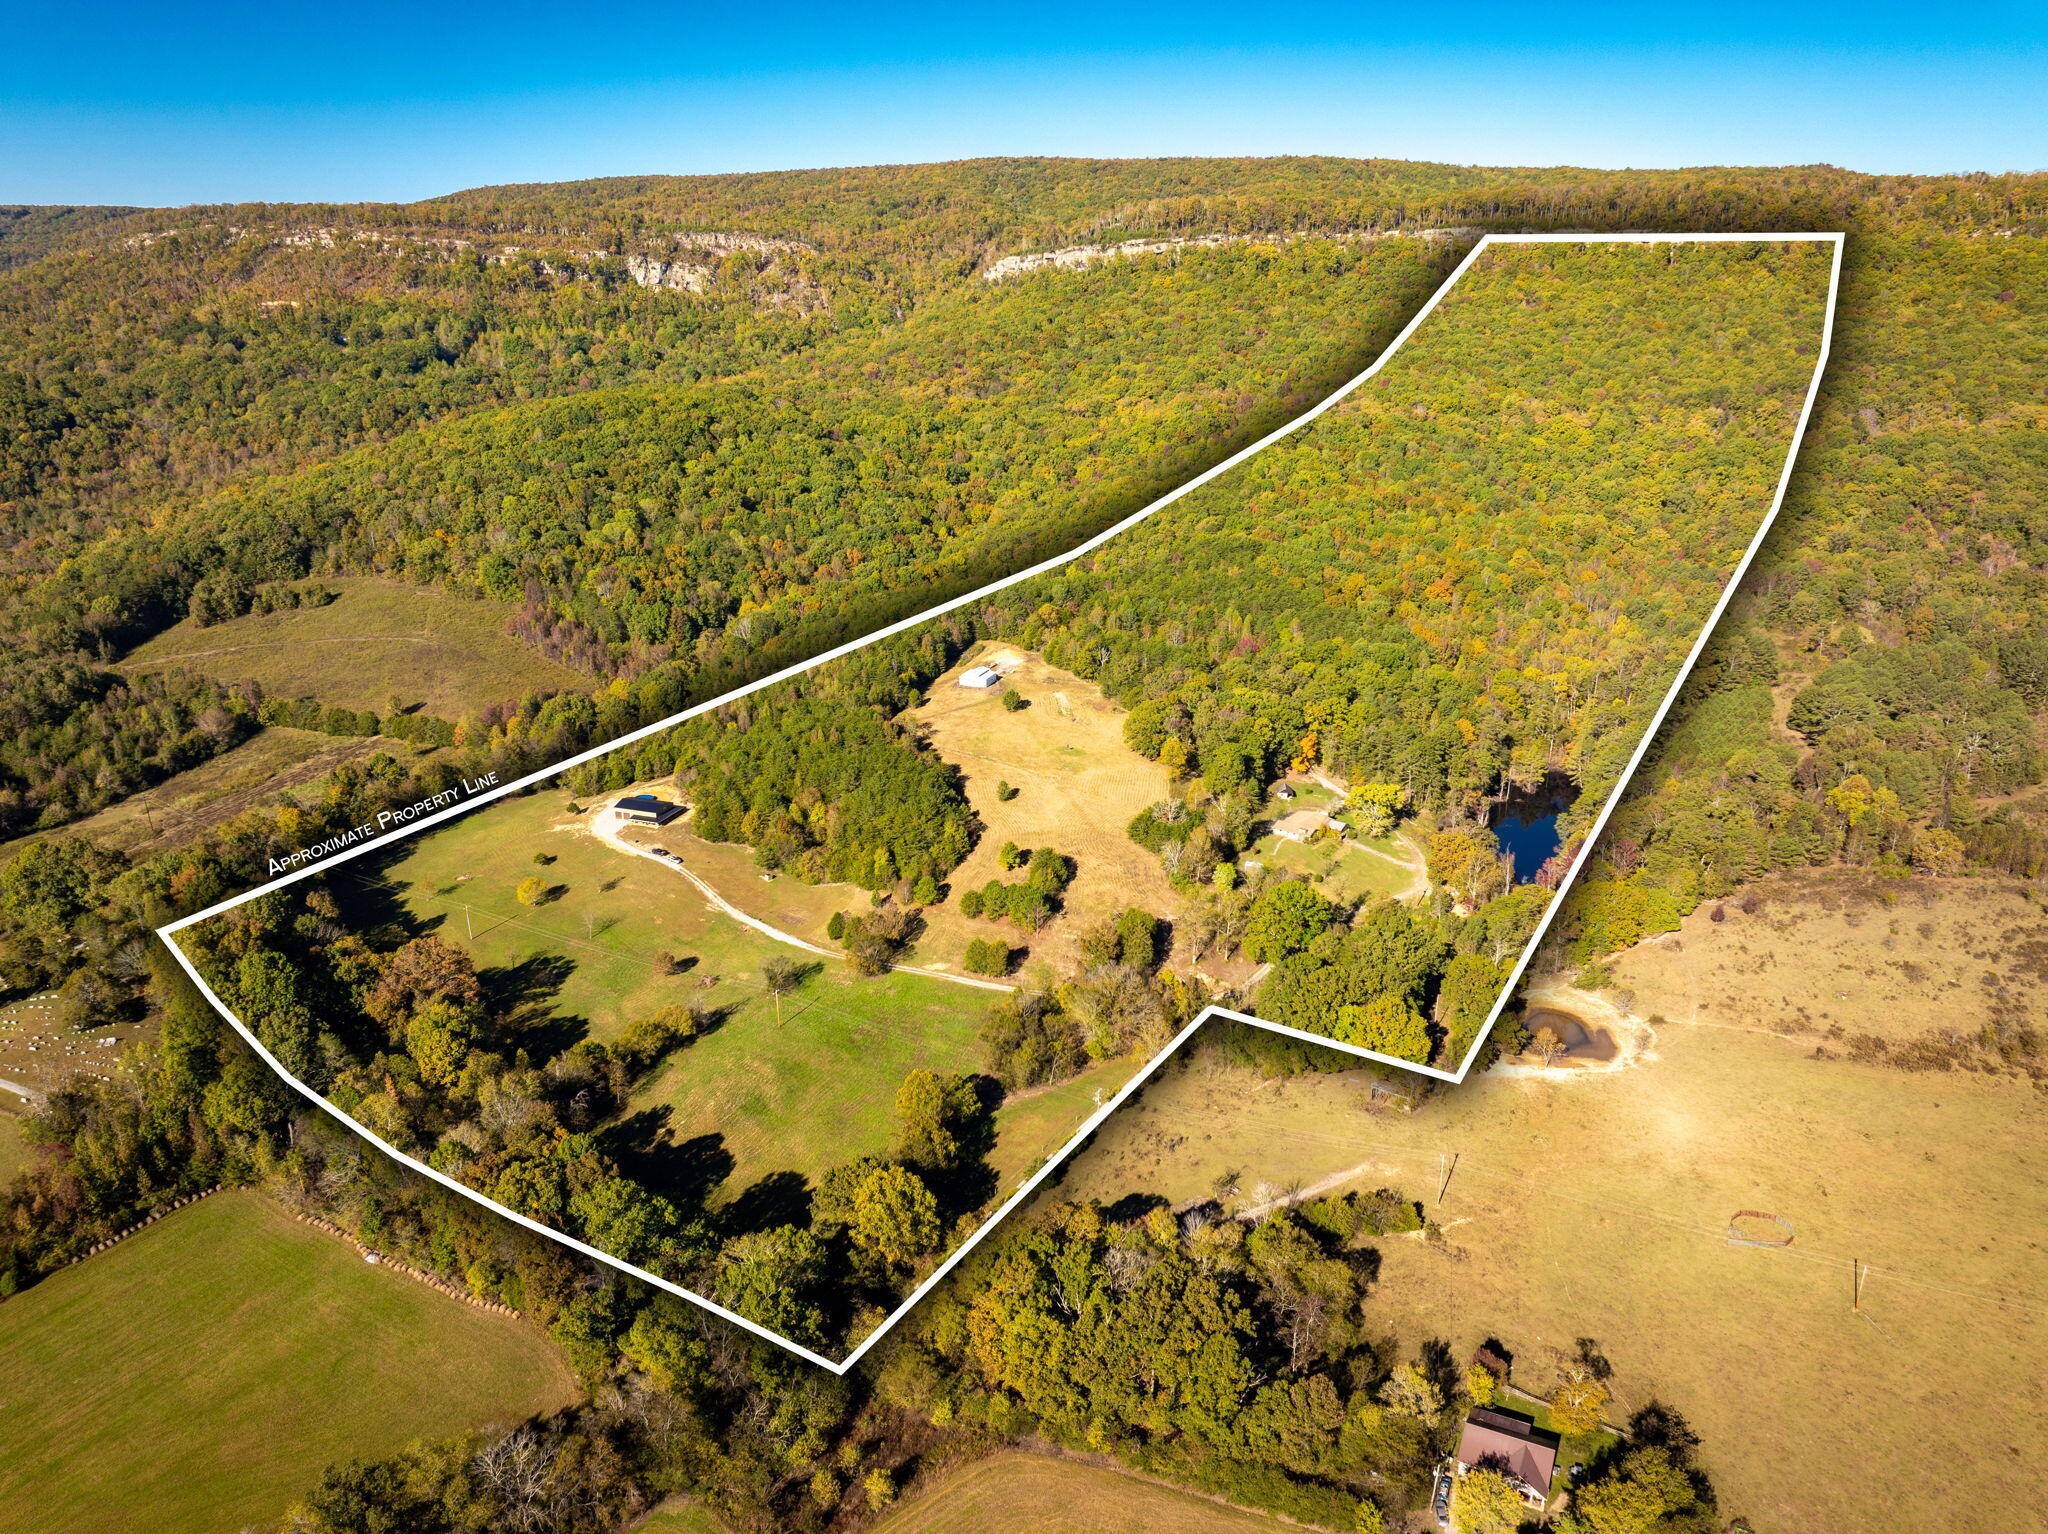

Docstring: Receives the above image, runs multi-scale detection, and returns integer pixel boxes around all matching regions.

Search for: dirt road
[586,808,1016,994]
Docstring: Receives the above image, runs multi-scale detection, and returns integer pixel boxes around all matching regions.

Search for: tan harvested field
[1614,869,2048,1048]
[875,1451,1287,1533]
[15,727,414,859]
[1057,875,2048,1534]
[120,575,586,717]
[0,995,136,1100]
[910,647,1191,980]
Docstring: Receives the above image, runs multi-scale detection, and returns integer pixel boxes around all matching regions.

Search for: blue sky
[4,1,2044,206]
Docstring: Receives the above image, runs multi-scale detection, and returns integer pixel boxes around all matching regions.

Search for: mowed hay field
[360,792,1055,1200]
[632,1500,731,1534]
[18,727,413,859]
[0,1106,26,1184]
[120,575,586,717]
[0,1190,579,1534]
[875,1452,1287,1533]
[1058,926,2048,1531]
[912,648,1186,979]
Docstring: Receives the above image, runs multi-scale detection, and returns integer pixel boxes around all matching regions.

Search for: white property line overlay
[158,231,1846,1372]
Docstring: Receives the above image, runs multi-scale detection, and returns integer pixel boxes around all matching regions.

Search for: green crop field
[360,791,1056,1200]
[120,575,587,718]
[875,1453,1286,1533]
[0,1190,579,1534]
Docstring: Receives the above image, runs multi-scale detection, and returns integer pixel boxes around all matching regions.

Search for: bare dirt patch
[1494,982,1657,1079]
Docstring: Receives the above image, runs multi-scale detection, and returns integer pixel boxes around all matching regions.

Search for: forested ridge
[7,159,2042,874]
[161,238,1823,1371]
[533,239,1829,1070]
[2,158,2047,1533]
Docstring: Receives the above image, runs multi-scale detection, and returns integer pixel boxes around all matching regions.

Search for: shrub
[615,1005,701,1074]
[1024,845,1073,894]
[965,938,1011,976]
[863,1468,896,1511]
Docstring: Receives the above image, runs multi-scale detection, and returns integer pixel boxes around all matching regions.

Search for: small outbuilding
[613,793,681,826]
[958,665,1004,689]
[1368,1078,1416,1112]
[1454,1407,1560,1510]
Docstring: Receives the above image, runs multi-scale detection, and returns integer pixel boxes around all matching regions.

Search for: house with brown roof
[1454,1407,1561,1510]
[1270,808,1336,843]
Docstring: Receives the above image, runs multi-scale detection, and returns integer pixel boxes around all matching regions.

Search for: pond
[1521,1006,1618,1063]
[1487,770,1578,884]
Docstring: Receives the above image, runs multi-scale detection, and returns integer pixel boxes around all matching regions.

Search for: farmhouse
[958,664,1005,689]
[1454,1407,1560,1509]
[612,793,681,826]
[1270,808,1336,844]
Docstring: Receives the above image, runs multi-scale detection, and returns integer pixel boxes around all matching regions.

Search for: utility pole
[1437,1151,1459,1206]
[465,904,473,940]
[1853,1257,1864,1313]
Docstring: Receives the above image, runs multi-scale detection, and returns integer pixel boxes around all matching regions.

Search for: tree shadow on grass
[480,953,586,1062]
[329,857,436,947]
[719,1170,812,1239]
[924,1073,1005,1219]
[1101,1190,1170,1224]
[601,1111,735,1213]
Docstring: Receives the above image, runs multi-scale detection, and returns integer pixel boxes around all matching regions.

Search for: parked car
[1433,1463,1454,1527]
[649,847,668,857]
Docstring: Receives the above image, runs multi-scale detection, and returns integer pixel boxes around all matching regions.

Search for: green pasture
[121,575,584,718]
[0,1190,578,1534]
[366,792,1031,1200]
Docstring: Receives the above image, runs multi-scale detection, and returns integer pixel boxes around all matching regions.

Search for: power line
[1170,1107,2048,1321]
